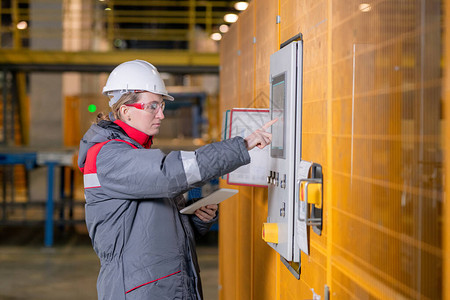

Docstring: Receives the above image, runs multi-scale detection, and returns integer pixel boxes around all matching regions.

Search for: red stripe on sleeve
[83,139,138,174]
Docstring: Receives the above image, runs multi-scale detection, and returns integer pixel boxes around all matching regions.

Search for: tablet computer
[179,188,239,214]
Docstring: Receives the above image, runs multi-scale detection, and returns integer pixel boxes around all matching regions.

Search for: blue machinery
[0,150,77,247]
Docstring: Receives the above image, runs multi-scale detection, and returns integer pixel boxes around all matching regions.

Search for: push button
[280,174,286,189]
[267,171,272,184]
[262,223,279,244]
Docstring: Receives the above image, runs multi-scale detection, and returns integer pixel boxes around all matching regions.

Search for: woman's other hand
[194,204,218,222]
[244,118,278,151]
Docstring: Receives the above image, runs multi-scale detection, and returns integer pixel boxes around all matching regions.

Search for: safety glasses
[125,101,165,114]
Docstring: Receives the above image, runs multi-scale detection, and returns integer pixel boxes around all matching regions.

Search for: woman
[78,60,274,299]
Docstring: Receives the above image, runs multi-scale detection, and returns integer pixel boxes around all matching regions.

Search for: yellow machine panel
[219,1,445,300]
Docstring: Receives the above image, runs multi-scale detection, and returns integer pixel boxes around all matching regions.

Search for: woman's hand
[244,118,278,151]
[194,204,218,222]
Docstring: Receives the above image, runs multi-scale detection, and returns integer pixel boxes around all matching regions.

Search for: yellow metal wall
[219,1,444,299]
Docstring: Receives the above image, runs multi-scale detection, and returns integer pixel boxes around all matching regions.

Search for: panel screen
[271,73,286,158]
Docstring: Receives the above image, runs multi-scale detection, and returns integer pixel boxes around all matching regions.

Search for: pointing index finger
[261,118,278,130]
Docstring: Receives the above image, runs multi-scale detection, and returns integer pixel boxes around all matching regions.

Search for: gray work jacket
[78,119,250,300]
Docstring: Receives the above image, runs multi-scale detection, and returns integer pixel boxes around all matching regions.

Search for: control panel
[263,40,303,263]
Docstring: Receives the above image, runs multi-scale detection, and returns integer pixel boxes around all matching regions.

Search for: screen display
[271,73,286,158]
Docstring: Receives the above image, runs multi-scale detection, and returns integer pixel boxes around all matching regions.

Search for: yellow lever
[262,223,279,244]
[300,182,322,209]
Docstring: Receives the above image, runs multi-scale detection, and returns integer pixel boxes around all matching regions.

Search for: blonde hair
[96,92,141,123]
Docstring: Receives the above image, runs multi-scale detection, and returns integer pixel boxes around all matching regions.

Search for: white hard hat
[102,59,174,107]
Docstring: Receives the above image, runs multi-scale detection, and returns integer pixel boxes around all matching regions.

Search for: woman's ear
[121,105,128,114]
[119,105,130,121]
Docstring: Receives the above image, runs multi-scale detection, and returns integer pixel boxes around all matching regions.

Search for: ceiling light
[234,2,249,11]
[359,3,372,12]
[211,33,222,41]
[16,21,28,30]
[219,24,229,33]
[105,7,111,11]
[224,13,238,23]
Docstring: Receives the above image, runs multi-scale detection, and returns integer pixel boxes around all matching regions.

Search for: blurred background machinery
[0,0,245,236]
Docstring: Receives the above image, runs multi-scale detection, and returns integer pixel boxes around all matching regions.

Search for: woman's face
[121,92,165,136]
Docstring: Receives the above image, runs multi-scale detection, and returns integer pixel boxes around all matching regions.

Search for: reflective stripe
[84,173,101,189]
[180,151,201,185]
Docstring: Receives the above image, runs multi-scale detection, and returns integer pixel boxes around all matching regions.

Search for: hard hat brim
[163,94,174,101]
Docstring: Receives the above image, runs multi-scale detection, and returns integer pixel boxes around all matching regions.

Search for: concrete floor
[0,226,219,300]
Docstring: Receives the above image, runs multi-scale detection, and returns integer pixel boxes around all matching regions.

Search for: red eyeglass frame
[125,103,147,110]
[124,101,165,113]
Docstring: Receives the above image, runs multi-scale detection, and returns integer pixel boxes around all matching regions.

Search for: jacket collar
[113,120,153,149]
